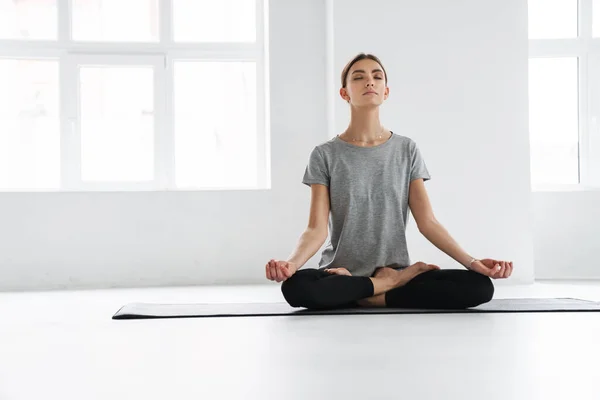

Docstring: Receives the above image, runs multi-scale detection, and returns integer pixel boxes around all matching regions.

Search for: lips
[364,91,377,95]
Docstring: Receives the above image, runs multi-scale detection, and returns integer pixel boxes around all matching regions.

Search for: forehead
[350,58,383,73]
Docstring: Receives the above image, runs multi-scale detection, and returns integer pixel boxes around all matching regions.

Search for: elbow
[417,218,438,235]
[307,227,328,243]
[317,230,329,244]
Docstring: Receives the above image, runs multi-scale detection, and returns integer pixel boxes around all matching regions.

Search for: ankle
[369,276,396,296]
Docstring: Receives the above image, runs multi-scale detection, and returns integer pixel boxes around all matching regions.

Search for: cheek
[347,84,360,96]
[349,81,362,90]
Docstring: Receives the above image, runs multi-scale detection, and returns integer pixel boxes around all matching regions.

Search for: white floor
[1,281,600,400]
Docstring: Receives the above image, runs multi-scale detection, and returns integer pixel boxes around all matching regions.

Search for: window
[528,0,600,188]
[528,0,578,39]
[0,0,268,191]
[173,0,256,42]
[594,0,600,36]
[0,59,60,189]
[528,57,580,185]
[71,0,159,42]
[0,0,58,40]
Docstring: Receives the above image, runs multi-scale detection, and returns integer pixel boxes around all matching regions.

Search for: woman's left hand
[324,267,352,276]
[469,258,513,279]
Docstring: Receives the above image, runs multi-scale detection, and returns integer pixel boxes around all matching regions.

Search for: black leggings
[281,268,494,310]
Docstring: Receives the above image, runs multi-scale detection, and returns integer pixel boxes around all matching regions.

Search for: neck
[344,107,385,141]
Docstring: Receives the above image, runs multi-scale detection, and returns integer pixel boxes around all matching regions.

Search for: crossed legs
[281,266,494,310]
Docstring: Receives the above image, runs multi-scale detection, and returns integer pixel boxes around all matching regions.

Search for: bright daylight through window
[0,0,267,191]
[528,0,600,188]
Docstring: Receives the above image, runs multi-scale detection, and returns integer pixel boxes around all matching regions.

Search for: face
[340,58,389,107]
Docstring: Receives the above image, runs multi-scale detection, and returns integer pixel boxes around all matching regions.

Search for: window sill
[532,184,600,192]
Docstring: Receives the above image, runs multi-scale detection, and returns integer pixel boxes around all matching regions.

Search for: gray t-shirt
[302,132,431,277]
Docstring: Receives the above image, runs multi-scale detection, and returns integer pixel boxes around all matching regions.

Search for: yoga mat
[112,298,600,320]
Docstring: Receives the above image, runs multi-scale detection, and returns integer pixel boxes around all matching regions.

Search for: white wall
[0,0,329,291]
[533,190,600,279]
[0,0,549,291]
[330,0,534,284]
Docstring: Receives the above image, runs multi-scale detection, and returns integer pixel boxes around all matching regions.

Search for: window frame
[529,0,600,191]
[0,0,269,192]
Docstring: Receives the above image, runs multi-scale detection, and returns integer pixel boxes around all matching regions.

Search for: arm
[286,228,328,269]
[408,178,474,269]
[286,184,330,269]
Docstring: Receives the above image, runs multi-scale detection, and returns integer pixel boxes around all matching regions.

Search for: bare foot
[356,293,386,307]
[384,262,440,289]
[373,266,399,280]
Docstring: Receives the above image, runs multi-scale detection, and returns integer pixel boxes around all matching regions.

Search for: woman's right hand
[265,259,298,282]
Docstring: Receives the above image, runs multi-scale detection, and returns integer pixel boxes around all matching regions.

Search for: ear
[339,87,350,102]
[384,86,390,100]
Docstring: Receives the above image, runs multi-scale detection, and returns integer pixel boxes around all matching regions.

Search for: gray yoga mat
[112,297,600,320]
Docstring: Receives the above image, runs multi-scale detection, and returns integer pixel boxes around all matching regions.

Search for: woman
[266,53,513,310]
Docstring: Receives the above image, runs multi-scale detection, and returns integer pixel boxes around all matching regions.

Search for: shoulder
[308,136,338,158]
[315,136,337,151]
[390,132,418,151]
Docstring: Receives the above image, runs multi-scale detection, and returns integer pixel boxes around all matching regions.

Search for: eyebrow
[351,69,384,75]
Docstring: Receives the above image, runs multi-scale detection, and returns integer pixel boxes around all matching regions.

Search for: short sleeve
[410,140,431,182]
[302,146,330,187]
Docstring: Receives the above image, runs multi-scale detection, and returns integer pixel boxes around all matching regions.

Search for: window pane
[0,60,60,190]
[173,0,256,42]
[0,0,57,40]
[72,0,159,42]
[528,58,579,186]
[528,0,578,39]
[589,54,600,186]
[174,61,257,188]
[590,118,600,186]
[594,0,600,37]
[80,66,154,182]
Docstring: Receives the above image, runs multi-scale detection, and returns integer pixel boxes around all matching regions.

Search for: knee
[281,275,302,307]
[469,273,495,307]
[281,271,334,309]
[281,274,317,308]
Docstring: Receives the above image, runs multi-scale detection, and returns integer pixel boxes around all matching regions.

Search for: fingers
[325,268,352,276]
[269,260,279,281]
[497,262,505,278]
[496,261,513,279]
[266,259,289,283]
[489,261,514,279]
[274,260,296,282]
[275,262,284,281]
[498,262,506,278]
[279,263,291,278]
[504,261,513,278]
[266,262,272,280]
[267,260,276,280]
[427,264,441,270]
[488,262,502,279]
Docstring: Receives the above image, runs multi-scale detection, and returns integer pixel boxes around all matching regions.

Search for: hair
[341,53,388,89]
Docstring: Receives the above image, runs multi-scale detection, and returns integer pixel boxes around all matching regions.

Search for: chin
[357,101,383,108]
